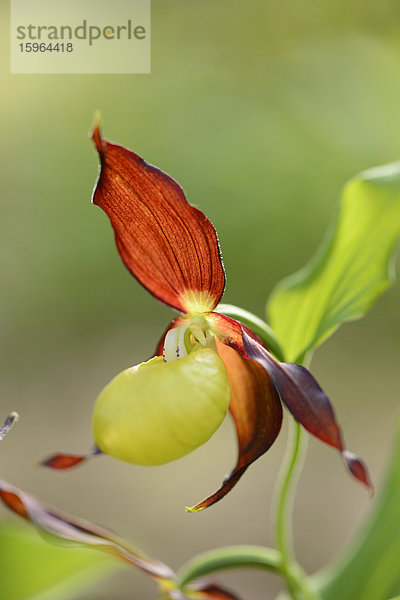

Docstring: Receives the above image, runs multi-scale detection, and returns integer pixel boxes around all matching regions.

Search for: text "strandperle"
[16,19,146,46]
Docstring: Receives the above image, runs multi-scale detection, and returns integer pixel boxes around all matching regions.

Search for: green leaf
[267,162,400,362]
[313,417,400,600]
[0,521,117,600]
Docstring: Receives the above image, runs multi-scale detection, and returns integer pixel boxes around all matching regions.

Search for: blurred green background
[1,1,400,598]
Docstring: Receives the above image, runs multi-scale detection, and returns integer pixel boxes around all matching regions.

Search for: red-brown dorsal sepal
[91,125,225,314]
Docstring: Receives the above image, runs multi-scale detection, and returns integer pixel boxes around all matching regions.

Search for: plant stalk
[274,418,320,600]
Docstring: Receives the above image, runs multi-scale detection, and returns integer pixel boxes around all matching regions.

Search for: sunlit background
[1,1,400,598]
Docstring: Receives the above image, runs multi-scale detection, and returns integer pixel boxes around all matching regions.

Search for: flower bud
[92,348,230,465]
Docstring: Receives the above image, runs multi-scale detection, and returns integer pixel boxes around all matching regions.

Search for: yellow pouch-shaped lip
[92,348,230,465]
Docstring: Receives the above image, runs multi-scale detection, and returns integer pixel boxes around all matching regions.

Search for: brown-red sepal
[188,341,282,511]
[42,446,101,470]
[91,125,225,314]
[0,478,175,582]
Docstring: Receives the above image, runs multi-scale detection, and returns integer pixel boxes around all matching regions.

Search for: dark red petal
[240,328,372,490]
[91,126,225,314]
[0,478,174,581]
[208,313,371,490]
[42,446,101,470]
[188,340,282,511]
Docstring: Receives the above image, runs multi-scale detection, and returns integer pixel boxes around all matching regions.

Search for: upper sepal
[91,125,225,314]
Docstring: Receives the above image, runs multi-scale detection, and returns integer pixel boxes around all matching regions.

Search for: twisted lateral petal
[0,479,175,582]
[241,329,372,490]
[207,312,371,490]
[92,126,225,313]
[188,341,282,511]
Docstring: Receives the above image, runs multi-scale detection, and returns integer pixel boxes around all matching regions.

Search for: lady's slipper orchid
[44,125,371,510]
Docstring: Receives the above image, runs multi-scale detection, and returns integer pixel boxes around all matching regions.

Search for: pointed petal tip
[90,112,104,154]
[41,447,101,470]
[343,450,373,493]
[185,505,204,514]
[41,453,88,470]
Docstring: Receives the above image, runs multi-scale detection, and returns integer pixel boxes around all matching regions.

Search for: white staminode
[163,323,211,363]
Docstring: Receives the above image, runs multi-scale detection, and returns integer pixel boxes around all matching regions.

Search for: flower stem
[275,417,320,600]
[176,544,318,599]
[177,545,281,588]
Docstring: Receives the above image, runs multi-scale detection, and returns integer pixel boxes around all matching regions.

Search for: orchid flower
[44,125,371,510]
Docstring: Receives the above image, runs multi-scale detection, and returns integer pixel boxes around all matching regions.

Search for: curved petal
[187,341,282,511]
[92,126,225,314]
[0,479,175,582]
[208,312,371,490]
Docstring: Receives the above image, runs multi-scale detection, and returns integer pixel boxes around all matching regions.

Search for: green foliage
[0,521,116,600]
[268,162,400,362]
[314,418,400,600]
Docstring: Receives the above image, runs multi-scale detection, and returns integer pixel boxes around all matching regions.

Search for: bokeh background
[1,1,400,598]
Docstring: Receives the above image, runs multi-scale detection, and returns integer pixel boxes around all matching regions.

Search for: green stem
[274,418,319,600]
[177,545,281,588]
[176,544,317,599]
